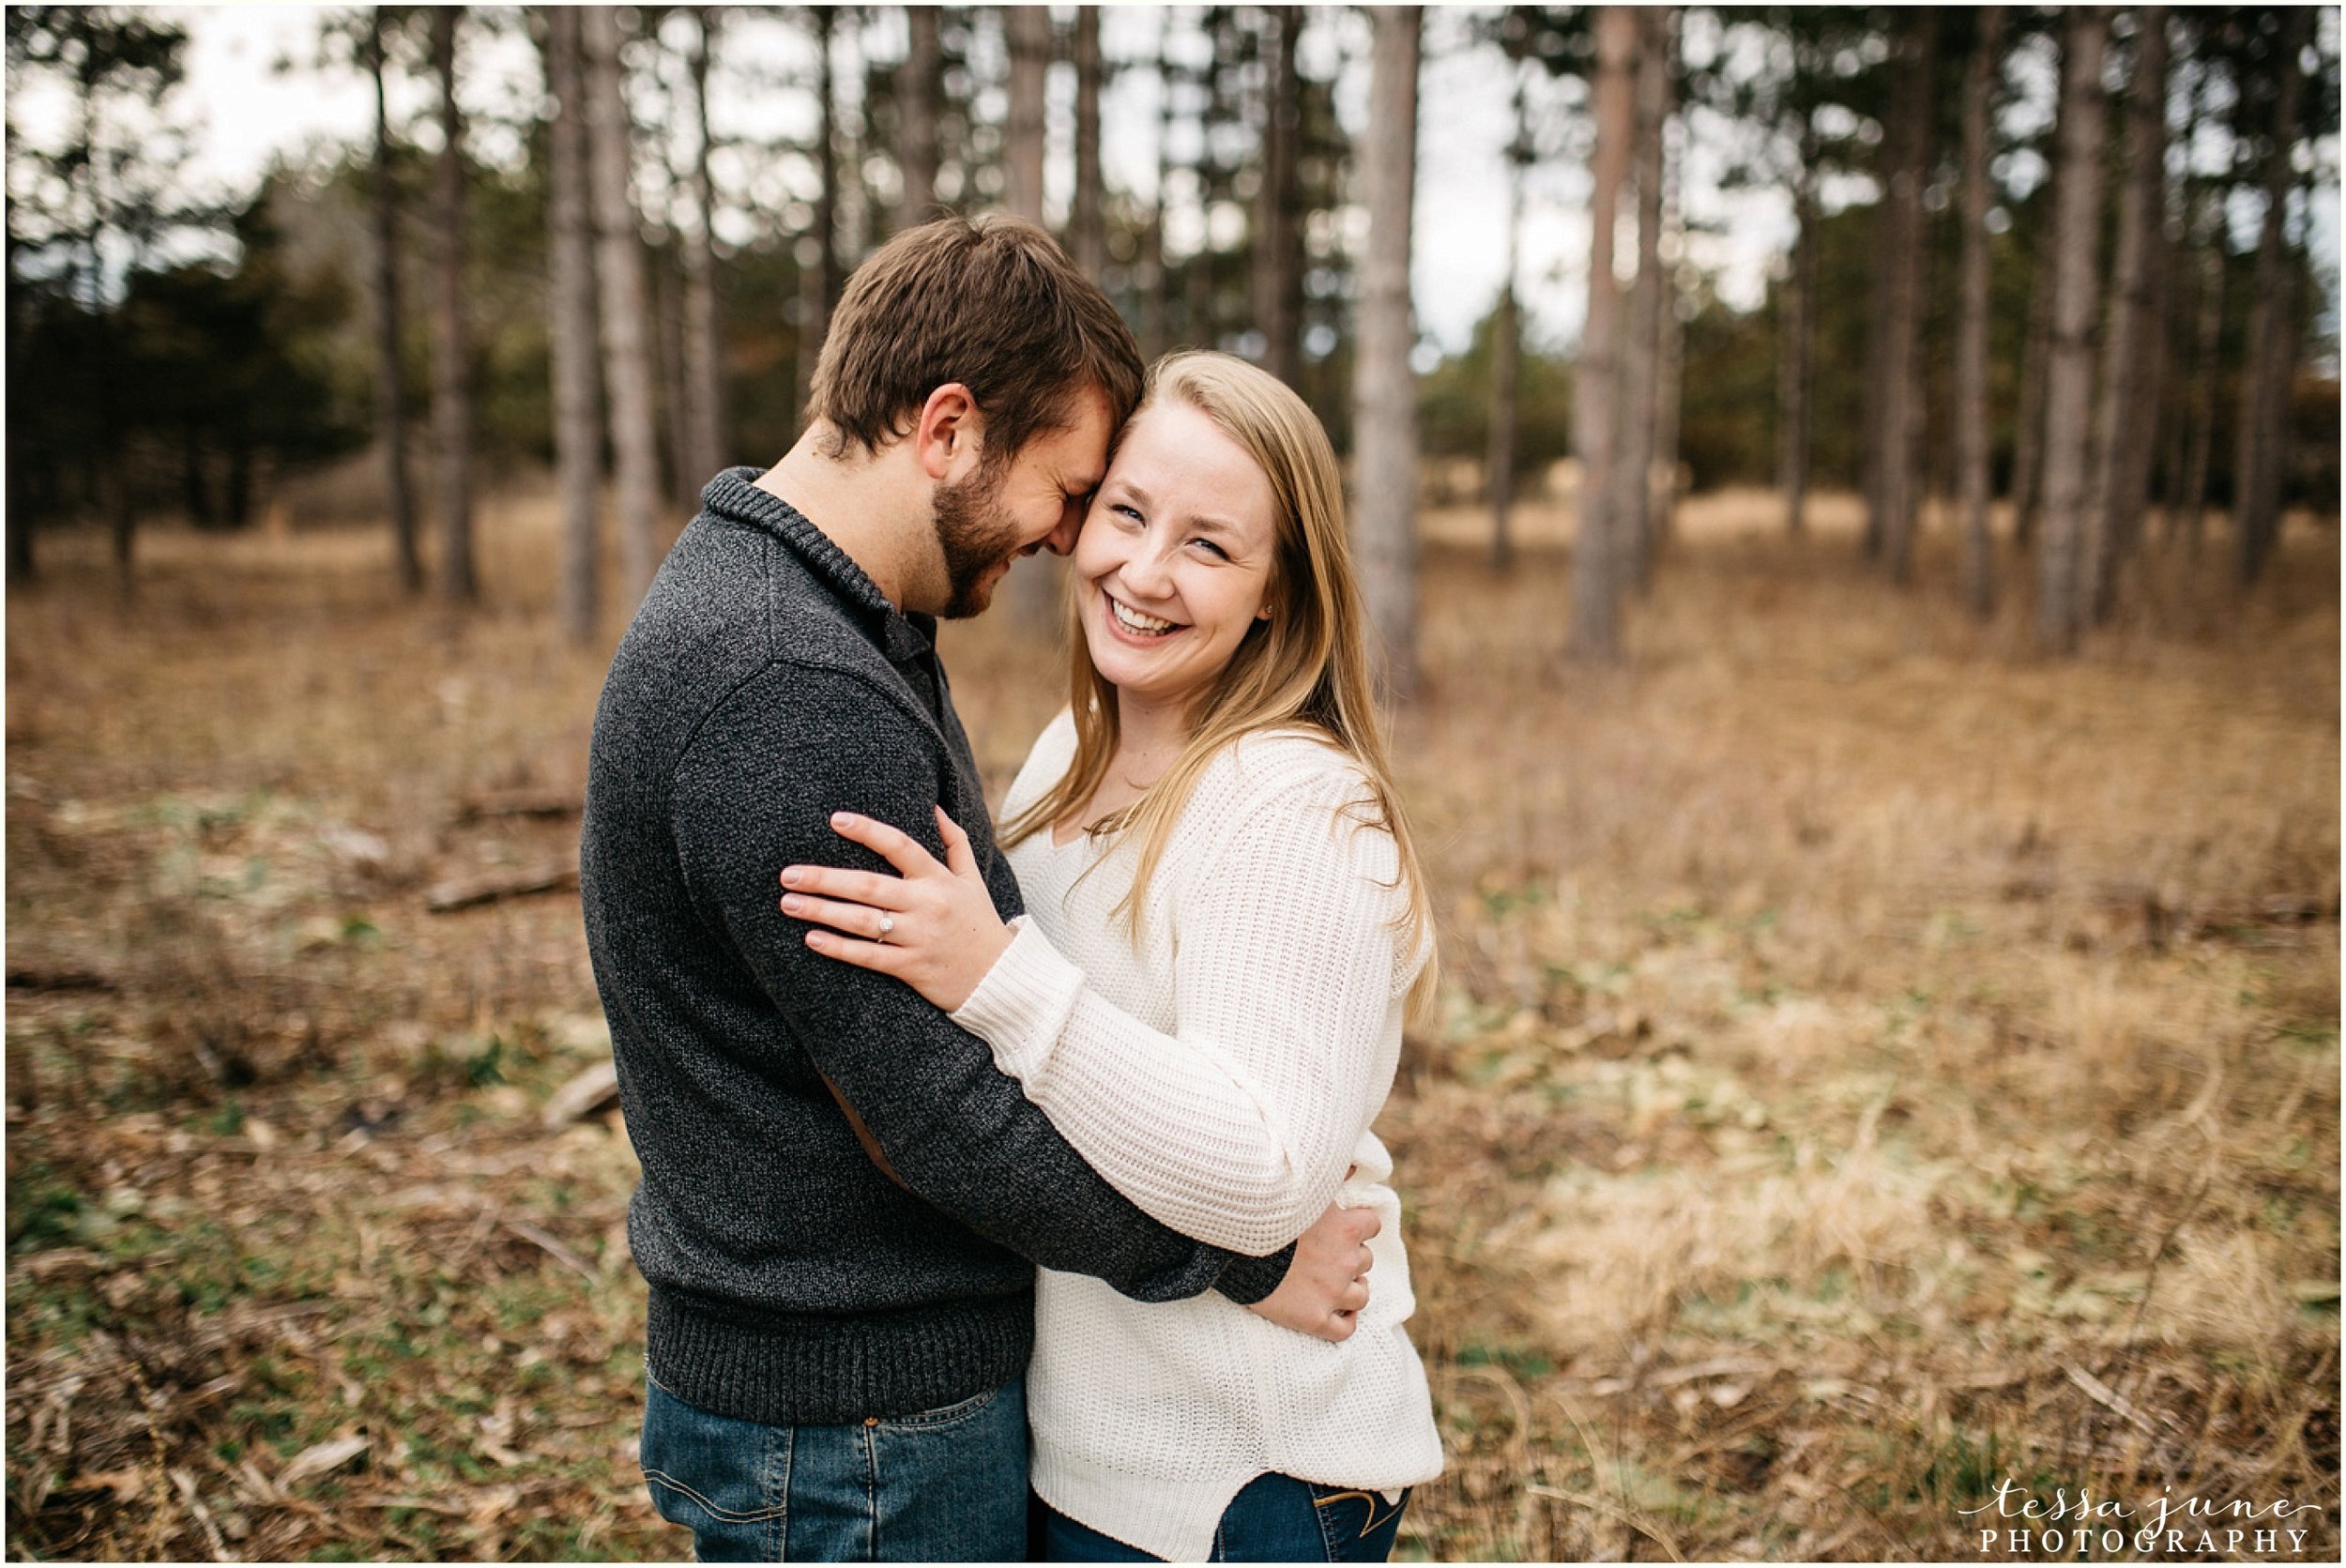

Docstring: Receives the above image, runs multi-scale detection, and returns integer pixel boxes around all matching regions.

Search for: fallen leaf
[66,1469,147,1503]
[280,1434,371,1485]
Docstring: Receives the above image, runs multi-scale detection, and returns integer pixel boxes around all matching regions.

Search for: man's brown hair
[806,215,1145,469]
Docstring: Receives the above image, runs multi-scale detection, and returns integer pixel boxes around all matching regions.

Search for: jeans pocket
[1308,1486,1409,1562]
[644,1468,790,1528]
[870,1381,1002,1434]
[640,1384,791,1536]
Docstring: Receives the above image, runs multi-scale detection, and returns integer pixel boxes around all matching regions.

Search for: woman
[778,351,1443,1561]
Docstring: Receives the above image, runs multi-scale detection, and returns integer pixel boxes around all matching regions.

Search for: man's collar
[700,467,934,659]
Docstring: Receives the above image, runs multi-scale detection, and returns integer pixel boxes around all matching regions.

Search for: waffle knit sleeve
[952,747,1413,1256]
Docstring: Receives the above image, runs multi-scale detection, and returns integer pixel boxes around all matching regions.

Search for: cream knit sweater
[951,711,1444,1561]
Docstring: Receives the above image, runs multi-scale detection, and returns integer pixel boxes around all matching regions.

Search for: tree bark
[2176,71,2228,556]
[2233,6,2308,588]
[1352,7,1422,696]
[1004,6,1049,225]
[1072,7,1104,278]
[369,7,421,594]
[797,6,842,421]
[2008,169,2057,553]
[651,230,692,503]
[6,206,31,582]
[1252,8,1302,384]
[1873,8,1934,585]
[2034,8,2111,656]
[1958,7,2003,617]
[1778,101,1818,537]
[1488,288,1519,573]
[2083,6,2168,623]
[1653,95,1685,551]
[429,7,476,602]
[816,8,841,305]
[993,7,1066,632]
[682,8,726,481]
[897,5,941,228]
[544,6,602,646]
[584,5,663,603]
[1146,13,1178,357]
[1617,7,1672,596]
[1568,8,1636,663]
[1489,64,1527,572]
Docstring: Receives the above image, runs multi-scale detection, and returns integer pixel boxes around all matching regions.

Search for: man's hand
[1246,1197,1377,1343]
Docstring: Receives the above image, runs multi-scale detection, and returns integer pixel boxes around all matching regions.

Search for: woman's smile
[1104,592,1186,639]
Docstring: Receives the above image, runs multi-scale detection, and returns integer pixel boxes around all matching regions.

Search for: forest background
[5,4,2340,1561]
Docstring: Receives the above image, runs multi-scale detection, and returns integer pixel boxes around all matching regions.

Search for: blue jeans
[640,1372,1028,1561]
[1040,1472,1410,1562]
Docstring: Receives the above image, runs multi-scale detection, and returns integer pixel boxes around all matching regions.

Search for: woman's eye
[1191,538,1229,559]
[1112,503,1144,524]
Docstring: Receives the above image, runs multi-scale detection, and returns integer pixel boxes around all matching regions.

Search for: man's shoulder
[592,532,941,814]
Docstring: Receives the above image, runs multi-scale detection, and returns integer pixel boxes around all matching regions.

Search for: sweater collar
[699,466,939,657]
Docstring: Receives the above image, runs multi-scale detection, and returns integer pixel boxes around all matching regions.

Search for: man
[580,216,1378,1561]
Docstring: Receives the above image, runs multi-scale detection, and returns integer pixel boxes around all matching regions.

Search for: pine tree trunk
[1004,7,1049,225]
[815,8,841,315]
[1653,99,1685,551]
[652,228,693,506]
[1253,8,1302,384]
[1146,15,1177,357]
[584,4,663,603]
[1859,67,1897,560]
[429,8,477,602]
[6,216,29,582]
[6,207,30,581]
[2177,109,2228,556]
[1778,105,1818,537]
[2035,8,2111,655]
[682,8,726,481]
[1616,7,1671,597]
[1488,282,1518,571]
[544,8,602,646]
[1569,8,1636,663]
[2083,6,2168,623]
[1875,8,1934,585]
[995,6,1067,632]
[797,6,842,420]
[2009,175,2057,553]
[1073,7,1104,278]
[2159,54,2210,545]
[1352,6,1422,697]
[1958,7,2003,617]
[1489,66,1527,572]
[369,7,420,594]
[2234,6,2308,587]
[897,6,941,228]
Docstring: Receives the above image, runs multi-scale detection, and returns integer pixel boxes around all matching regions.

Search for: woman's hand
[781,807,1016,1012]
[1246,1197,1377,1343]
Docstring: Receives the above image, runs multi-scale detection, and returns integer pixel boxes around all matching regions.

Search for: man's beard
[931,466,1027,619]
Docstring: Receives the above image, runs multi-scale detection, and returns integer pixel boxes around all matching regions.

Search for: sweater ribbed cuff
[951,916,1087,1090]
[1211,1242,1296,1305]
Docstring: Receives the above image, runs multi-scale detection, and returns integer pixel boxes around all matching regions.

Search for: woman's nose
[1119,543,1175,598]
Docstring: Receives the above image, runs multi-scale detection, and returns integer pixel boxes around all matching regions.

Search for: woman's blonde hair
[998,350,1440,1021]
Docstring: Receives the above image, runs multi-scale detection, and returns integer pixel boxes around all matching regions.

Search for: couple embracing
[580,216,1442,1563]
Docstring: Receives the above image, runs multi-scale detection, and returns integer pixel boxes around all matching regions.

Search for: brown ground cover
[6,487,2338,1560]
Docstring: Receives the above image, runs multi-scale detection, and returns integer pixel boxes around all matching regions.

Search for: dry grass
[6,484,2337,1561]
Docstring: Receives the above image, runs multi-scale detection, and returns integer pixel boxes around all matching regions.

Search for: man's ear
[913,384,984,481]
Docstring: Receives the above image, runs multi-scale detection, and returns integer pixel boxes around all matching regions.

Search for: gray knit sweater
[581,470,1290,1426]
